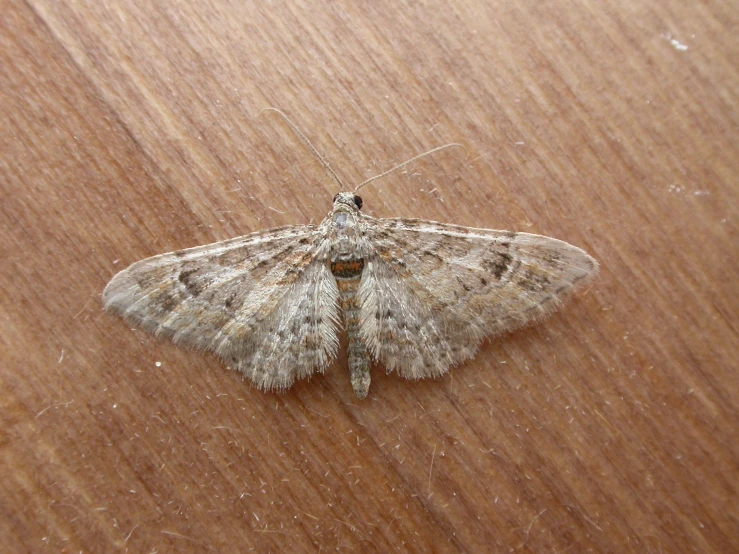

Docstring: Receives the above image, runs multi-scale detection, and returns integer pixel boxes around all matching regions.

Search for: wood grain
[1,0,736,552]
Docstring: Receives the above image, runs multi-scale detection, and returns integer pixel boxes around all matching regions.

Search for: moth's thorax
[329,194,364,262]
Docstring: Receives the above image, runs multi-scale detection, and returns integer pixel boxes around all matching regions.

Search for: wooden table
[2,1,736,552]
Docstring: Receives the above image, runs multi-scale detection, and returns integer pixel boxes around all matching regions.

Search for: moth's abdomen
[330,258,371,398]
[330,259,364,280]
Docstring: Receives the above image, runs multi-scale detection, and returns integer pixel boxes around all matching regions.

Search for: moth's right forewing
[359,218,598,379]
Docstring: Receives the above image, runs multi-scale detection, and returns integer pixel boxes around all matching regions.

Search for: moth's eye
[353,195,363,210]
[333,193,340,203]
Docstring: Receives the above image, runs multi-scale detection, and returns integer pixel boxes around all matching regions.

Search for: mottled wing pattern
[103,225,341,391]
[358,218,598,379]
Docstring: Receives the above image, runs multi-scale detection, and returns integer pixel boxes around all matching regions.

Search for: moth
[103,111,598,398]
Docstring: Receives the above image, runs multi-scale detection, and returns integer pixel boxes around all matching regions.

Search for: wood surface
[1,1,736,552]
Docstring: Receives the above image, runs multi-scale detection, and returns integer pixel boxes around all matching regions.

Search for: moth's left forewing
[358,217,598,379]
[102,224,342,391]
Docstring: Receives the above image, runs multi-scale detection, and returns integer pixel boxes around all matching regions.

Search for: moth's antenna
[354,143,466,192]
[261,108,346,190]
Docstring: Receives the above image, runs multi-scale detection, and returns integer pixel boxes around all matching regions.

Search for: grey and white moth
[103,113,598,398]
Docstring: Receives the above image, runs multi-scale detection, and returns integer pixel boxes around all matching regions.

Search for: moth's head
[332,192,363,212]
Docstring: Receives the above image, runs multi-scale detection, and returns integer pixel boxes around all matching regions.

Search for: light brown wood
[1,1,736,552]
